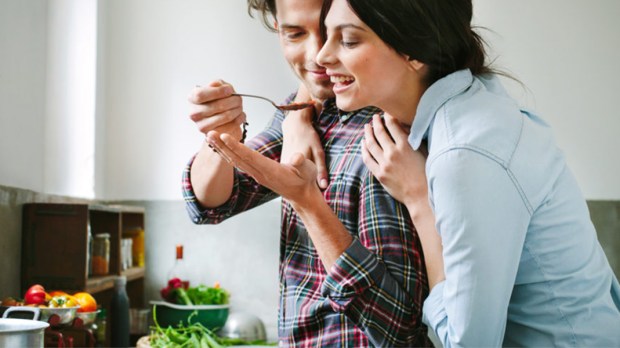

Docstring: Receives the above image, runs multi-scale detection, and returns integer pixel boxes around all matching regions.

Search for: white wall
[475,0,620,199]
[0,0,619,199]
[99,0,620,200]
[45,0,97,198]
[98,0,297,200]
[0,0,47,192]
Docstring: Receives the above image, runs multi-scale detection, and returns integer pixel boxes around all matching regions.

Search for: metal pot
[0,307,49,348]
[219,311,267,342]
[0,318,48,347]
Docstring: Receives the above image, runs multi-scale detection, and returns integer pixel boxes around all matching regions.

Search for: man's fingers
[288,153,317,183]
[192,108,243,132]
[217,133,276,182]
[288,152,303,167]
[189,81,235,104]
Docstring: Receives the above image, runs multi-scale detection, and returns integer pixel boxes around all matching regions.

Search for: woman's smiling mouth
[329,74,355,93]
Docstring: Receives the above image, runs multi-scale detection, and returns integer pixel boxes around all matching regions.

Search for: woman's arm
[363,113,530,347]
[362,113,445,288]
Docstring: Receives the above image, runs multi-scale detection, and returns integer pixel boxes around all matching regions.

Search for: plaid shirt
[183,98,431,347]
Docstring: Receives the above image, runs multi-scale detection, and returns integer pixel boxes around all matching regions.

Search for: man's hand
[205,130,322,206]
[188,80,246,140]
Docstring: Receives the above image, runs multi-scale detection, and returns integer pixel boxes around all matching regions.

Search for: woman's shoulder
[430,76,524,165]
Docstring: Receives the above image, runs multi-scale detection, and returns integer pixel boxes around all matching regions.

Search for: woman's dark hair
[321,0,493,85]
[247,0,278,32]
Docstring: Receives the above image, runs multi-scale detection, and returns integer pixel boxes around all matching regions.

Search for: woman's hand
[363,113,445,289]
[281,84,329,189]
[362,113,429,211]
[205,130,323,206]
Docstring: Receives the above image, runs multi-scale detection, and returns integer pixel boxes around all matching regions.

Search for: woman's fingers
[311,146,328,189]
[371,114,395,147]
[382,113,409,145]
[361,141,380,175]
[363,123,385,164]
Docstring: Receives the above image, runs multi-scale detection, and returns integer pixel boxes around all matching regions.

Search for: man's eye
[286,32,305,40]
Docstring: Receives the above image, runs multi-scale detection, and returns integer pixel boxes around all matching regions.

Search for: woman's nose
[316,40,334,66]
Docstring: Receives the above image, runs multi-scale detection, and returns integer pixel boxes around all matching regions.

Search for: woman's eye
[341,40,359,48]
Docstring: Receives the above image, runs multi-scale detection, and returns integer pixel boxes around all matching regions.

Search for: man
[183,0,431,346]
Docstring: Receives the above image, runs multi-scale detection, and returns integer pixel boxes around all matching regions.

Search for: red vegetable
[160,278,194,305]
[168,278,183,289]
[24,284,47,305]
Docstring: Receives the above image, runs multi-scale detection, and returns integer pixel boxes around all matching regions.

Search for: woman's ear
[408,59,425,72]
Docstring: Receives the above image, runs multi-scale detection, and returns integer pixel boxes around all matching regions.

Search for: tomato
[73,292,97,312]
[24,284,47,305]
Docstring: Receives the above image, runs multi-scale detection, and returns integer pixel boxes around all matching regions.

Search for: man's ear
[274,21,278,30]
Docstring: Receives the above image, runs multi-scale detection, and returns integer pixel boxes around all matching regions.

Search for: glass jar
[92,233,110,276]
[130,228,145,267]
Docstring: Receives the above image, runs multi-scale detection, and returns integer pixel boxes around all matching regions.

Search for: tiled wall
[1,184,618,342]
[587,201,620,279]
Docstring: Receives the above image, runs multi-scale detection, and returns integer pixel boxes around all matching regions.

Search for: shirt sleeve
[321,175,430,347]
[182,111,287,224]
[423,149,530,347]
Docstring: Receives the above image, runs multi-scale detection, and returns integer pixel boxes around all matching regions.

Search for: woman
[313,0,620,346]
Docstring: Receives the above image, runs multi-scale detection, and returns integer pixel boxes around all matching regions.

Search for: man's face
[275,0,334,101]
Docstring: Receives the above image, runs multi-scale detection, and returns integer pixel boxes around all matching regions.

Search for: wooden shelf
[123,266,146,282]
[85,267,145,293]
[22,203,147,347]
[22,203,146,293]
[85,275,116,294]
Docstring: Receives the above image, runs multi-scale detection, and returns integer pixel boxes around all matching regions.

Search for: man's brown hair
[247,0,277,32]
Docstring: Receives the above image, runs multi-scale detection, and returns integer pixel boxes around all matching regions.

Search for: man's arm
[187,80,245,208]
[207,134,429,346]
[184,87,290,224]
[319,174,429,347]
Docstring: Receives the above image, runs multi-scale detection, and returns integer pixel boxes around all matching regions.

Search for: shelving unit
[21,202,146,346]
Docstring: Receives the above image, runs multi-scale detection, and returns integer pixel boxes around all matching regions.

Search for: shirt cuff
[422,280,446,328]
[183,155,240,224]
[321,238,386,312]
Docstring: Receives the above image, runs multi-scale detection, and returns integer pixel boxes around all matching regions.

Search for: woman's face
[317,0,423,123]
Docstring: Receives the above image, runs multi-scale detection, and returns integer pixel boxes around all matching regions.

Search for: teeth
[330,75,355,83]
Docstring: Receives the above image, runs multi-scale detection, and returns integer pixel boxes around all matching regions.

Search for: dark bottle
[94,307,107,347]
[111,276,130,347]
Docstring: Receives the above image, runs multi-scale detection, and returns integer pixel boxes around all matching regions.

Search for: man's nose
[306,37,323,64]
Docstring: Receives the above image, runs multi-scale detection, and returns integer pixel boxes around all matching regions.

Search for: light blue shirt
[410,69,620,347]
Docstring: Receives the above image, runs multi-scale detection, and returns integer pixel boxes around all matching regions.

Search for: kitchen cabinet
[21,203,146,346]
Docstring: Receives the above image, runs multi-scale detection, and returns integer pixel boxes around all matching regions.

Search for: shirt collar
[408,69,475,150]
[321,98,366,123]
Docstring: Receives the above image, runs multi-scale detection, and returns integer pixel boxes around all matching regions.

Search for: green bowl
[150,301,229,330]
